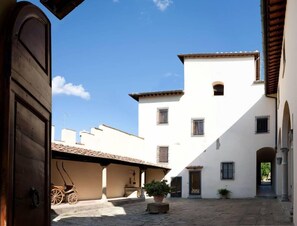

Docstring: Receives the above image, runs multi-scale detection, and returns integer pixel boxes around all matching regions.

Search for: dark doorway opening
[170,177,182,197]
[256,148,276,198]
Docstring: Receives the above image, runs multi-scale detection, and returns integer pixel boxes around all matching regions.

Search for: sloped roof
[178,51,260,63]
[52,143,170,170]
[129,90,184,101]
[261,0,287,95]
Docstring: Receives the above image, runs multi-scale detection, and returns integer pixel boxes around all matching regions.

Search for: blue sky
[27,0,262,140]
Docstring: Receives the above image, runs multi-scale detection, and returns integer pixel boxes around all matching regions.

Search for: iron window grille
[221,162,234,180]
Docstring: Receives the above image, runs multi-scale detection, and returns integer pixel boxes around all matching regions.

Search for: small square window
[157,109,168,124]
[256,116,269,133]
[221,162,234,180]
[192,119,204,136]
[158,146,168,163]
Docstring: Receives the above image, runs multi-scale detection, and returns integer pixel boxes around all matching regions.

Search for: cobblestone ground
[51,198,293,226]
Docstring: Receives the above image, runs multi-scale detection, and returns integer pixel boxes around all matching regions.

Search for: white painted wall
[138,54,275,198]
[53,124,146,161]
[276,0,297,222]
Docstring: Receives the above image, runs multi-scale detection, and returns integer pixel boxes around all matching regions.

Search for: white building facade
[262,0,296,223]
[130,52,276,198]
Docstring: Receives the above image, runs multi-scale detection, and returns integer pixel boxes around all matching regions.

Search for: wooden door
[189,171,201,195]
[1,2,51,226]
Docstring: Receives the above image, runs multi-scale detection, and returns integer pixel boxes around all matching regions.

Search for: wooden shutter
[158,147,168,163]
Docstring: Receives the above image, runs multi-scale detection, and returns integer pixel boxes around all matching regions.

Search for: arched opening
[256,147,276,197]
[280,101,293,202]
[212,82,224,96]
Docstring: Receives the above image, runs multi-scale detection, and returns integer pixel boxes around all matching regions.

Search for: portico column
[281,147,289,201]
[101,164,109,200]
[140,169,146,198]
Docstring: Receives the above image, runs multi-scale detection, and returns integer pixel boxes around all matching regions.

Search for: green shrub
[217,188,231,197]
[144,180,171,197]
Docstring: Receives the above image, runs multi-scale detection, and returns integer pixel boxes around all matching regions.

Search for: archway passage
[256,147,276,198]
[261,162,272,185]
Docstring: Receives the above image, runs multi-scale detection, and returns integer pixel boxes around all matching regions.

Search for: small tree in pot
[144,180,171,203]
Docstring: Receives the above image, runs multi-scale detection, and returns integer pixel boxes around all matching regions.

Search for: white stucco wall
[276,0,297,222]
[138,55,275,198]
[54,124,146,160]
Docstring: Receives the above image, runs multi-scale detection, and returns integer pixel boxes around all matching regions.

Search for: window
[158,146,168,163]
[192,119,204,136]
[157,108,168,124]
[256,116,269,133]
[213,84,224,96]
[221,162,234,180]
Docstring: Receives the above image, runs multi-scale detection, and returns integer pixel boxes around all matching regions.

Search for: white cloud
[52,76,90,100]
[113,0,119,3]
[153,0,173,11]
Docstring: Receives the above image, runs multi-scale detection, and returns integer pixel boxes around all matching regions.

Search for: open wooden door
[1,2,51,226]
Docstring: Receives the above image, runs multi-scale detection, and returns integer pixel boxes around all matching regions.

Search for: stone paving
[51,198,293,226]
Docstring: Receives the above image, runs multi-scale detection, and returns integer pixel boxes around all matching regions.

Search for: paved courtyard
[51,198,293,226]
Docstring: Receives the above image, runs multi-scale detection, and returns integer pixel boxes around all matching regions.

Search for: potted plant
[217,188,231,199]
[144,180,171,203]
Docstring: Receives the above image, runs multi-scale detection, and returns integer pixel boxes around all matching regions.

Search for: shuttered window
[158,109,168,124]
[158,146,168,163]
[192,119,204,136]
[221,162,234,180]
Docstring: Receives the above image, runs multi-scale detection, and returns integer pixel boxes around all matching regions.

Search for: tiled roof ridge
[178,51,260,63]
[51,142,169,169]
[129,89,184,101]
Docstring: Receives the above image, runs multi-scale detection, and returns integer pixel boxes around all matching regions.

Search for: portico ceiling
[261,0,287,95]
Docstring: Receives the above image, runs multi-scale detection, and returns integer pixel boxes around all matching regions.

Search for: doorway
[260,162,272,185]
[256,148,276,198]
[189,171,201,195]
[170,177,182,197]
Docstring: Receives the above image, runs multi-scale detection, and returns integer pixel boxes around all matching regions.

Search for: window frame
[191,118,205,136]
[255,116,270,134]
[221,162,234,180]
[157,108,169,125]
[157,146,169,163]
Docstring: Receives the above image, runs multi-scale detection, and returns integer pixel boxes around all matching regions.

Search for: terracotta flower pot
[153,195,164,203]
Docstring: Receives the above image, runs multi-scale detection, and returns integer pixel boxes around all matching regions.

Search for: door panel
[2,2,51,226]
[13,96,49,226]
[170,177,182,197]
[189,171,201,195]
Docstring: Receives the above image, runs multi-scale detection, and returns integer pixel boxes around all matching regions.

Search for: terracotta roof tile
[129,90,184,101]
[51,143,170,170]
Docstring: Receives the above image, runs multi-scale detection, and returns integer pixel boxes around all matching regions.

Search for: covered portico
[51,143,170,201]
